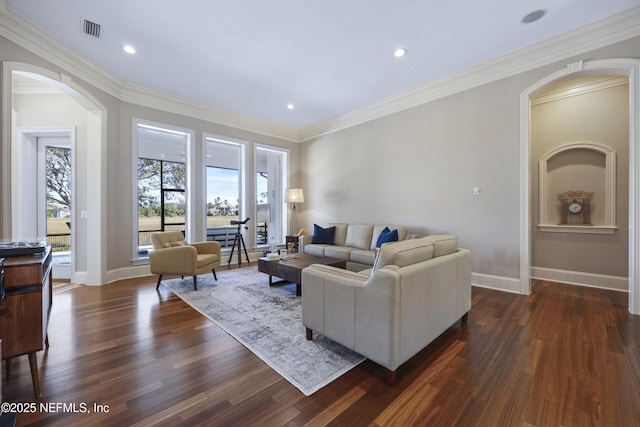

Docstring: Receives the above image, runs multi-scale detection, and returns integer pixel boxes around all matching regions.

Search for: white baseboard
[531,266,628,292]
[75,257,561,295]
[472,272,523,294]
[95,251,265,285]
[106,264,152,284]
[73,271,87,284]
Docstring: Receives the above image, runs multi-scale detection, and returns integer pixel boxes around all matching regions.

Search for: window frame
[254,143,289,248]
[202,133,247,249]
[132,118,194,263]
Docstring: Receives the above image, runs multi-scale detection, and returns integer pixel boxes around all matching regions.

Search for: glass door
[37,136,72,279]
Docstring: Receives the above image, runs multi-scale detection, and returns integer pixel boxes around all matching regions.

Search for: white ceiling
[5,0,640,130]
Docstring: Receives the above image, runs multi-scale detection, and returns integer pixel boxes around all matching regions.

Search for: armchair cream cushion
[149,231,221,290]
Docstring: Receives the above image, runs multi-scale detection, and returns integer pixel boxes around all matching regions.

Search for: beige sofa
[298,223,411,271]
[301,235,471,384]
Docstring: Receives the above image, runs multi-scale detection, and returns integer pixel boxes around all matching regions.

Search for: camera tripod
[228,218,250,267]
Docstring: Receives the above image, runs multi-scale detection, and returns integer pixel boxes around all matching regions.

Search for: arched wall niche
[538,141,617,234]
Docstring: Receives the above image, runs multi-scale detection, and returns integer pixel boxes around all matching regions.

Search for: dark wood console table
[0,247,52,398]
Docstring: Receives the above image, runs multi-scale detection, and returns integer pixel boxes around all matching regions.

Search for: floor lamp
[285,188,304,235]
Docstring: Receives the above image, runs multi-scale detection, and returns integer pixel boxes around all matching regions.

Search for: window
[204,136,245,248]
[256,171,268,244]
[255,145,288,247]
[134,121,189,259]
[138,158,186,233]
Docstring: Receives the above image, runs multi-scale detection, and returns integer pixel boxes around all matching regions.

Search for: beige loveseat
[301,235,471,384]
[298,223,412,271]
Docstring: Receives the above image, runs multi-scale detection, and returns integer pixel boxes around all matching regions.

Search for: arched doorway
[1,62,107,285]
[520,58,640,315]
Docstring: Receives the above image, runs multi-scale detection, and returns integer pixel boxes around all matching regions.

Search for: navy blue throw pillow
[376,227,398,248]
[312,224,336,244]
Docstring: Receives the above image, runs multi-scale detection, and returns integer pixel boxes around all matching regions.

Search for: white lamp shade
[285,188,304,204]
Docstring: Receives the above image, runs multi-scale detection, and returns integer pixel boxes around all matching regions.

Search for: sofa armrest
[298,234,314,253]
[302,264,368,348]
[303,263,369,282]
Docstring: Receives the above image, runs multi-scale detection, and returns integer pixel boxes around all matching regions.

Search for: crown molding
[299,6,640,141]
[0,1,300,143]
[2,1,639,143]
[0,1,122,96]
[119,82,300,142]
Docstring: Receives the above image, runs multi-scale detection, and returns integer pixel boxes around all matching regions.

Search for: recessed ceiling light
[123,44,136,54]
[522,9,546,24]
[394,48,408,58]
[287,103,295,110]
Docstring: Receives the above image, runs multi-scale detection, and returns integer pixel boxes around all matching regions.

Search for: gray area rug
[163,267,365,396]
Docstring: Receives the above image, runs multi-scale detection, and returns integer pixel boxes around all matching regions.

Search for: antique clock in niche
[558,190,594,225]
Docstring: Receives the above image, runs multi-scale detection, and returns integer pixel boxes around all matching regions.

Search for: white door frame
[520,58,640,315]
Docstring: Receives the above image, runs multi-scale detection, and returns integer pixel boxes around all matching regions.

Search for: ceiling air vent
[82,19,102,38]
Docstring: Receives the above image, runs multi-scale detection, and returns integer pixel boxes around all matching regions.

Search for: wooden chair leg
[306,327,313,340]
[28,352,41,398]
[212,269,217,281]
[156,275,163,289]
[192,276,197,290]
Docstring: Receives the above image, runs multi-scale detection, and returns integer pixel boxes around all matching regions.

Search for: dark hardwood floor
[3,265,639,426]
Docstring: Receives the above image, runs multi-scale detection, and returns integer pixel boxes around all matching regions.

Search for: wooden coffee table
[258,253,347,296]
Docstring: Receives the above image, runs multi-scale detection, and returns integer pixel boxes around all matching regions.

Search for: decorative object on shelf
[285,188,304,235]
[0,240,46,258]
[558,190,594,225]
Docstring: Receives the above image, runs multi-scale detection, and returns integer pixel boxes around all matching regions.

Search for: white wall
[0,36,300,282]
[2,30,640,290]
[299,36,640,289]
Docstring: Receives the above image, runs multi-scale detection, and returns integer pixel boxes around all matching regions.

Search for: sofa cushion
[329,223,349,246]
[345,224,374,250]
[304,244,327,257]
[369,225,407,250]
[373,237,434,271]
[350,249,376,266]
[312,224,335,244]
[324,246,353,260]
[375,227,399,248]
[424,235,458,257]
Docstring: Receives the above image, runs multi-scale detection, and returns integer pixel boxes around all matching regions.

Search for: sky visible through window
[206,167,268,205]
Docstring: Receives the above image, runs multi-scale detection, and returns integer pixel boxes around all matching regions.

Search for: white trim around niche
[538,141,617,234]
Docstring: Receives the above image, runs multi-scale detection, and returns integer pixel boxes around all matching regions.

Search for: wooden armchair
[149,231,221,290]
